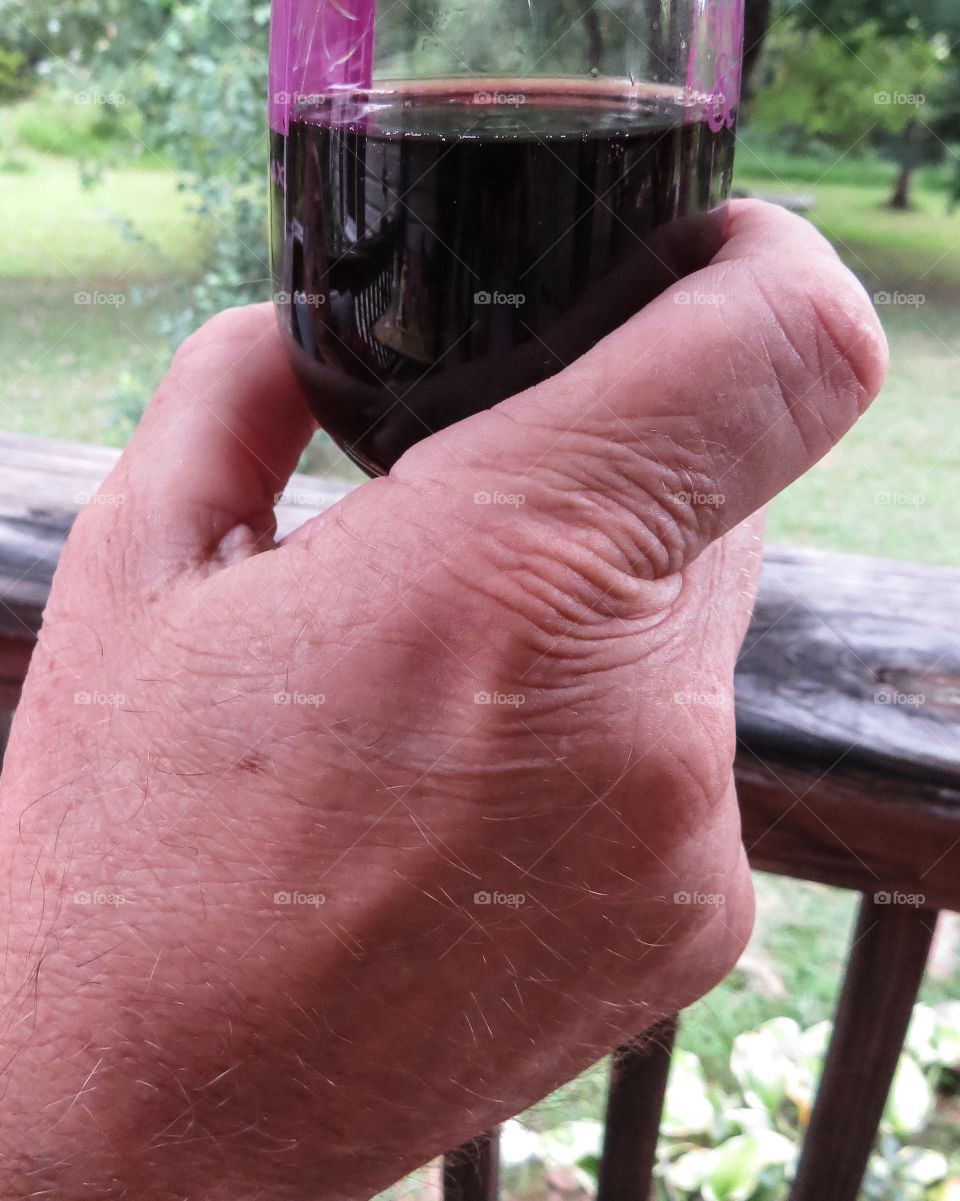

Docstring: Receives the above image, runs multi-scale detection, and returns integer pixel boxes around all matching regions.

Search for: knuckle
[516,436,721,596]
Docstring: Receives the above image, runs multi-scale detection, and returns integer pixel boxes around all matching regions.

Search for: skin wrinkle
[0,202,887,1201]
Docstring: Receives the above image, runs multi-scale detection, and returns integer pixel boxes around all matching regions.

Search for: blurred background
[0,1,958,1197]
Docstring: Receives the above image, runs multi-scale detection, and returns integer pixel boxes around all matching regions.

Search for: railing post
[442,1130,499,1201]
[789,894,938,1201]
[596,1016,678,1201]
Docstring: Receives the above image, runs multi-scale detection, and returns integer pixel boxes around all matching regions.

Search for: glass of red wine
[269,0,744,477]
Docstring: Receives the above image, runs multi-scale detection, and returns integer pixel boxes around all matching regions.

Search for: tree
[787,0,960,208]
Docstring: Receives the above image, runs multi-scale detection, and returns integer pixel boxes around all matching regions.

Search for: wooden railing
[1,431,958,1201]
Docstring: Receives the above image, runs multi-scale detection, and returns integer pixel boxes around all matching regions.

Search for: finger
[394,199,888,582]
[88,304,316,579]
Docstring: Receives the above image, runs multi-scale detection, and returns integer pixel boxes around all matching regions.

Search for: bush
[0,47,30,102]
[14,92,143,161]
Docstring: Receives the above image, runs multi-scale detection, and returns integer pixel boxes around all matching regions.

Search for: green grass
[1,91,170,166]
[737,156,960,293]
[0,109,207,446]
[0,151,202,279]
[0,279,185,447]
[764,301,960,566]
[732,139,960,567]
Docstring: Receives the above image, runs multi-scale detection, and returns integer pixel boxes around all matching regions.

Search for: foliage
[0,46,30,102]
[496,1004,960,1201]
[1,0,273,341]
[761,0,960,207]
[12,93,140,160]
[753,24,945,148]
[785,0,960,45]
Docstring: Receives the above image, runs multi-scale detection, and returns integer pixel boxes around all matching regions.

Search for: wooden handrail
[1,430,959,1201]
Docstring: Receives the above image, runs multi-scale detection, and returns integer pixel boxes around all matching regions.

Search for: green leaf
[895,1145,949,1187]
[538,1120,603,1165]
[883,1054,933,1136]
[906,1003,940,1064]
[731,1019,802,1113]
[704,1135,765,1201]
[704,1131,796,1201]
[933,1002,960,1067]
[663,1050,716,1136]
[667,1147,716,1194]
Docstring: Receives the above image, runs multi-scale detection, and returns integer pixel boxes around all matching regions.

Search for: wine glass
[269,0,744,477]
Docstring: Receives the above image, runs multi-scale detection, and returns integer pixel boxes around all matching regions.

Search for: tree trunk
[742,0,773,101]
[889,162,914,210]
[888,119,923,211]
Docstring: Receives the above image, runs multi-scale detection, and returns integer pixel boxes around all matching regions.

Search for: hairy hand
[0,202,886,1201]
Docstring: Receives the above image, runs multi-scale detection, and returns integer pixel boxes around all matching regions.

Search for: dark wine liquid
[270,89,735,476]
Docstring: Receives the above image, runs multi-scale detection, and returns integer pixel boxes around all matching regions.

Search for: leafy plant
[497,1003,960,1201]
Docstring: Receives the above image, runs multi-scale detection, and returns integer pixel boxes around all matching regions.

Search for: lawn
[0,277,187,445]
[734,148,960,568]
[0,151,203,280]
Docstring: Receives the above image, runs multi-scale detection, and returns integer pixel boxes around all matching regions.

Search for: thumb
[394,200,888,582]
[64,304,317,590]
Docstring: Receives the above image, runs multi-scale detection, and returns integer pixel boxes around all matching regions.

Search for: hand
[0,201,886,1201]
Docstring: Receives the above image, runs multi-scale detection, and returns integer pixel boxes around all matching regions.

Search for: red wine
[270,87,735,476]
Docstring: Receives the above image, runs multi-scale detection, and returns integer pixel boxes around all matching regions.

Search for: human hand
[0,201,886,1201]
